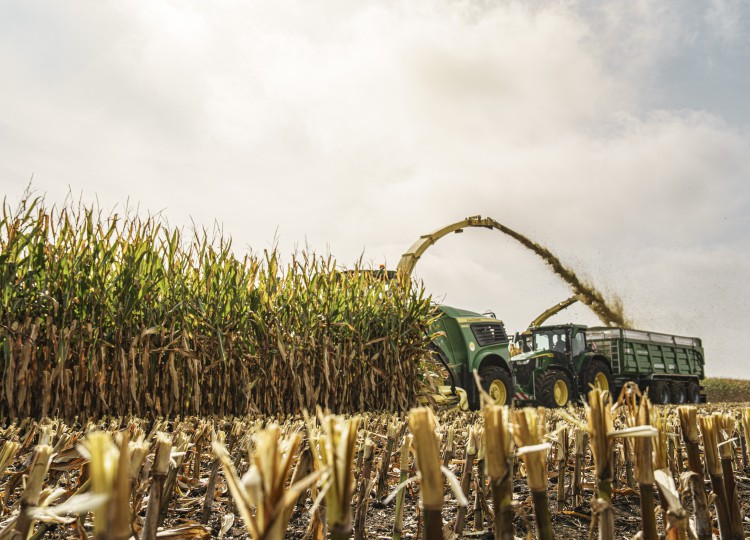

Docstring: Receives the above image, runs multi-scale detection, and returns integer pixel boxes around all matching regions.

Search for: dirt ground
[196,455,750,539]
[5,406,750,539]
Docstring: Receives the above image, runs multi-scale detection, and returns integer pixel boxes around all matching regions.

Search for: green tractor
[510,323,612,407]
[510,321,706,407]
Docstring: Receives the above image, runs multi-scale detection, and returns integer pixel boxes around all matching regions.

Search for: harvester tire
[581,360,613,396]
[536,370,572,408]
[648,381,670,405]
[669,382,687,404]
[479,365,513,406]
[686,381,701,403]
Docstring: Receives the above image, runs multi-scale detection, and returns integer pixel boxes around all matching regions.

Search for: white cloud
[1,0,748,377]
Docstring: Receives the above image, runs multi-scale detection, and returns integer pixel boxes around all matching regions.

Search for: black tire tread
[686,381,701,404]
[479,365,513,407]
[581,359,613,395]
[536,370,572,408]
[649,380,670,405]
[669,382,687,404]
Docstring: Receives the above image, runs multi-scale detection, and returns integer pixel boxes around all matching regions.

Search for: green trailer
[587,326,705,403]
[510,324,705,407]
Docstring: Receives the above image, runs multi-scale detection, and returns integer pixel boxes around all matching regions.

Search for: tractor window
[517,334,533,353]
[533,333,550,351]
[533,329,568,353]
[551,332,568,353]
[572,332,585,356]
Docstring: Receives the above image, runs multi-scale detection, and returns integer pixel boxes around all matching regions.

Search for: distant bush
[703,378,750,403]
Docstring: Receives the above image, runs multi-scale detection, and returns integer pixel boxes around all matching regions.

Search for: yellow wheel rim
[553,380,568,406]
[594,372,609,391]
[489,380,507,405]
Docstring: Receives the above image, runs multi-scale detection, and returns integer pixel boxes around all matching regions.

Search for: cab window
[572,332,585,356]
[534,333,550,351]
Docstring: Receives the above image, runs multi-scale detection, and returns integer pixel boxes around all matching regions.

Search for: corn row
[0,195,434,418]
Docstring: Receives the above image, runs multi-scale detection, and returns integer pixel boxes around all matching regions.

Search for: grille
[512,359,536,382]
[470,322,507,346]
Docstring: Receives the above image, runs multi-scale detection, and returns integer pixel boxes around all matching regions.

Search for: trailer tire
[479,365,513,406]
[581,360,613,395]
[648,381,670,405]
[686,381,701,404]
[669,383,687,404]
[537,370,573,408]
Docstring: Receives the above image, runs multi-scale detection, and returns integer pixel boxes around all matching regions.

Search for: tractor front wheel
[479,365,513,407]
[537,370,573,408]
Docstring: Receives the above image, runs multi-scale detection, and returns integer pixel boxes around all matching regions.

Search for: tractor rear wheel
[581,359,613,396]
[649,380,670,405]
[686,381,701,403]
[479,365,513,406]
[669,382,687,404]
[537,370,573,408]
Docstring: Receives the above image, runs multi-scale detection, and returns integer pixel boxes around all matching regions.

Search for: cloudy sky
[2,0,749,377]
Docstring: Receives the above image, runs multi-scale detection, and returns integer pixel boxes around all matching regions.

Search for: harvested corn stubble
[714,412,744,539]
[406,407,468,540]
[392,434,412,540]
[484,405,513,540]
[408,407,446,540]
[142,433,172,540]
[698,414,737,540]
[213,424,319,540]
[512,407,553,540]
[677,406,711,540]
[585,388,614,540]
[621,386,657,540]
[0,406,748,539]
[306,413,361,540]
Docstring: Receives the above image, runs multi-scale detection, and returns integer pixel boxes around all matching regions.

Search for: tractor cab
[525,325,588,358]
[513,324,587,364]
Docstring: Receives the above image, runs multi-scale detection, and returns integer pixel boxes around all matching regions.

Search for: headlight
[513,358,531,365]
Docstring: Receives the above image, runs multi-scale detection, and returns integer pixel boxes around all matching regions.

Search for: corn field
[3,194,749,538]
[0,195,434,419]
[1,391,750,539]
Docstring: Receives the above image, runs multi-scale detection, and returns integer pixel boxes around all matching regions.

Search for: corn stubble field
[2,398,750,539]
[2,196,750,539]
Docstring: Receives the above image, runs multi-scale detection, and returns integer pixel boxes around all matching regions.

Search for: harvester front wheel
[581,360,613,395]
[537,370,572,408]
[479,365,513,406]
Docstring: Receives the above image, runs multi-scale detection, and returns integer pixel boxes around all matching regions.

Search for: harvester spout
[527,295,581,330]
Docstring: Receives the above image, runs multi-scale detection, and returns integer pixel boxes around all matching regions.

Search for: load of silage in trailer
[0,195,434,419]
